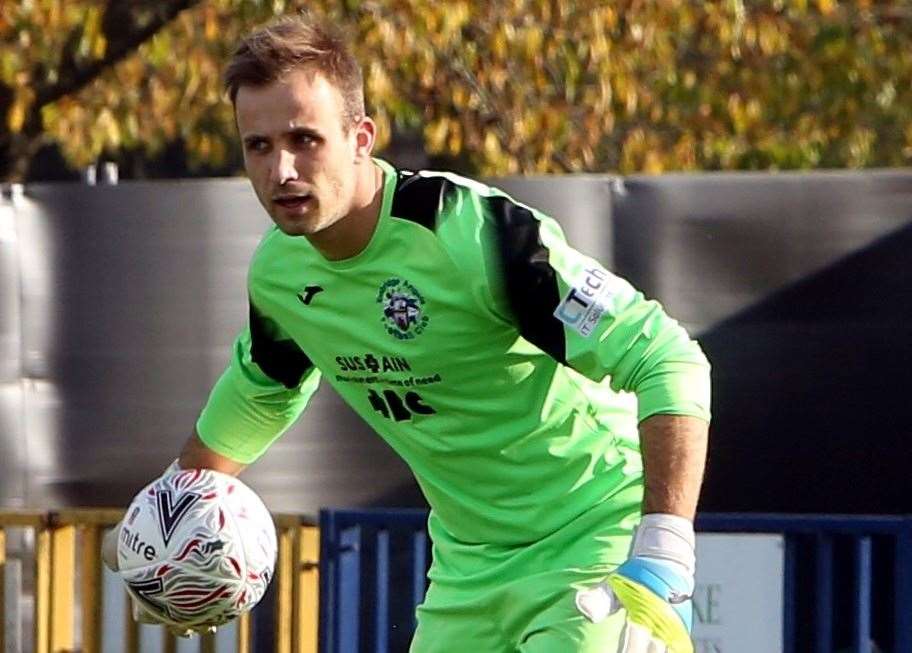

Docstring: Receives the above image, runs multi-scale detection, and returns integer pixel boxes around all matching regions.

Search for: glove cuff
[631,513,696,577]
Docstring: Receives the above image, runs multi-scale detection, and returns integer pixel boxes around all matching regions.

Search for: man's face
[235,69,364,237]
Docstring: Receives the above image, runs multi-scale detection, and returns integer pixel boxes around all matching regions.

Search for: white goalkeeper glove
[575,513,696,653]
[101,460,217,639]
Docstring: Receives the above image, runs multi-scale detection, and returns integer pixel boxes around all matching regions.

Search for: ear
[353,116,376,161]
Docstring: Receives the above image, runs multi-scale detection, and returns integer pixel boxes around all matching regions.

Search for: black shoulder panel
[391,171,454,232]
[483,196,567,364]
[249,302,314,389]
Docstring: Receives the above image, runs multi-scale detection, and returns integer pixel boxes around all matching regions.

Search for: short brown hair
[224,14,365,127]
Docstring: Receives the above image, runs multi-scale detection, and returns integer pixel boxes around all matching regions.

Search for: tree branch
[34,0,201,107]
[0,0,201,180]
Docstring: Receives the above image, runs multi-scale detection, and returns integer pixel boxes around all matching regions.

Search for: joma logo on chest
[297,286,324,305]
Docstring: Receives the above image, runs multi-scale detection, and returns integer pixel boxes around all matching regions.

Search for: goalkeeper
[106,14,710,652]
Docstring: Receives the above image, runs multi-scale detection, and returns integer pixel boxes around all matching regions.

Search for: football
[116,468,277,629]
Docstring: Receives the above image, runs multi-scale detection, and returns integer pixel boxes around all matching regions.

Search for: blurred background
[4,0,912,183]
[2,0,910,514]
[2,2,912,652]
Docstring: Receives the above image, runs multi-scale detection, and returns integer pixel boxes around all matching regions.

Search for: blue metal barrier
[320,510,912,653]
[319,509,429,653]
[697,514,912,653]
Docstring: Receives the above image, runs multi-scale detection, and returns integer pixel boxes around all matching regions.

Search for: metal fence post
[0,527,5,652]
[337,525,362,653]
[297,525,321,653]
[783,535,797,653]
[374,529,389,653]
[409,530,427,634]
[80,525,103,653]
[319,510,338,653]
[852,536,872,653]
[814,534,833,653]
[34,522,51,653]
[896,519,912,653]
[276,524,295,653]
[49,523,76,651]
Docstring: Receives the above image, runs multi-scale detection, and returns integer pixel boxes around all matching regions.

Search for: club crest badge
[377,278,429,340]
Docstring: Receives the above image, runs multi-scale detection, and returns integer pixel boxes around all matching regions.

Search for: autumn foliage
[1,0,911,180]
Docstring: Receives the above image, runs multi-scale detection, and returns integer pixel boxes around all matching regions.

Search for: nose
[270,149,298,186]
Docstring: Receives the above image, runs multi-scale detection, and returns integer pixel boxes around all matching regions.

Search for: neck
[309,161,383,261]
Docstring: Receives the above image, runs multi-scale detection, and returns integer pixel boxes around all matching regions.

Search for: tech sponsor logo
[336,353,412,373]
[377,277,429,340]
[553,265,619,338]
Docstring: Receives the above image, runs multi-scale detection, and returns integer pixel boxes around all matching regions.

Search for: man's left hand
[575,513,696,653]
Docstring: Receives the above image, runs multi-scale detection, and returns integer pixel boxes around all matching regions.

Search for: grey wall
[0,188,25,505]
[2,169,911,515]
[612,170,912,332]
[611,170,912,513]
[0,174,613,514]
[4,180,405,513]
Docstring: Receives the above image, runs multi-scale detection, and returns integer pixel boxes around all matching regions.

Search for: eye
[293,132,318,148]
[245,139,270,154]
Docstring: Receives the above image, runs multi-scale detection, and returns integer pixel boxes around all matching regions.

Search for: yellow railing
[0,509,320,653]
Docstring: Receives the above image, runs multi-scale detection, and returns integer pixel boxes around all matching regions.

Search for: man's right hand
[102,519,217,638]
[102,449,240,637]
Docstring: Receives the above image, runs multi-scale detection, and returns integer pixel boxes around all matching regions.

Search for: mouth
[272,192,313,210]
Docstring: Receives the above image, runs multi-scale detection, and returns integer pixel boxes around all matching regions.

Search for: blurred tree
[2,0,912,181]
[0,0,205,180]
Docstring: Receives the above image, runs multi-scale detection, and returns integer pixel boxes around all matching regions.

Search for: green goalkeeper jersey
[197,158,710,548]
